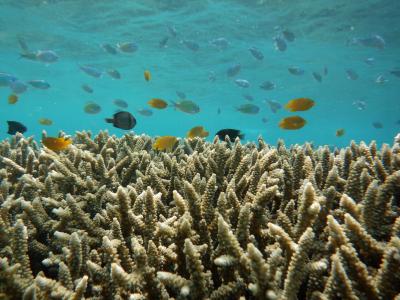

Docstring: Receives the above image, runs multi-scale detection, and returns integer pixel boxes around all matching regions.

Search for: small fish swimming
[346,69,358,80]
[279,116,306,130]
[390,70,400,78]
[260,81,276,90]
[243,94,254,101]
[282,30,295,42]
[28,80,50,89]
[17,36,29,53]
[187,126,209,139]
[288,66,304,75]
[38,118,53,126]
[105,111,136,130]
[153,136,178,151]
[265,100,282,113]
[249,46,264,60]
[82,84,93,93]
[273,36,287,52]
[42,137,71,151]
[107,69,121,79]
[113,99,128,108]
[375,74,388,84]
[80,65,102,78]
[8,94,18,104]
[172,100,200,114]
[26,50,59,63]
[84,102,102,114]
[227,64,241,77]
[0,72,17,87]
[352,100,366,110]
[348,35,385,49]
[323,66,328,76]
[144,70,151,81]
[7,120,27,135]
[236,103,260,114]
[235,79,250,88]
[364,57,375,66]
[210,37,229,50]
[9,80,28,94]
[262,117,268,123]
[217,108,221,114]
[284,98,315,112]
[159,36,169,48]
[137,108,153,116]
[312,72,322,83]
[176,91,186,99]
[167,24,177,37]
[181,39,200,51]
[117,42,138,53]
[372,122,383,129]
[101,43,117,55]
[216,129,244,141]
[148,98,168,109]
[336,128,345,137]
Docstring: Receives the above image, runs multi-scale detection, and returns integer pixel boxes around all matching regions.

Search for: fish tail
[105,118,114,123]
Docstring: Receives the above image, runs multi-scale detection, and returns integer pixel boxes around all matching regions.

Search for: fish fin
[105,118,114,123]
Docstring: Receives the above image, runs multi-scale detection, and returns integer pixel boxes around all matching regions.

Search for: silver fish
[80,65,102,78]
[312,72,322,82]
[348,35,385,49]
[242,94,254,101]
[28,80,50,89]
[352,100,366,110]
[0,72,17,87]
[288,66,304,75]
[159,37,169,48]
[101,43,117,55]
[249,46,264,60]
[82,84,93,93]
[235,79,250,88]
[9,80,28,94]
[273,36,287,52]
[364,57,375,66]
[182,39,199,51]
[259,81,276,90]
[227,64,241,77]
[375,74,388,84]
[117,42,138,53]
[107,69,121,79]
[265,100,281,113]
[113,99,128,108]
[346,69,358,80]
[36,50,59,63]
[137,108,153,116]
[210,37,229,50]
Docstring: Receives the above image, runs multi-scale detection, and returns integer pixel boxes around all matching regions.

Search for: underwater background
[0,0,399,147]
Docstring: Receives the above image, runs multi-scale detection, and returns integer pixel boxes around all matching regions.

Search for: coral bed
[0,131,399,300]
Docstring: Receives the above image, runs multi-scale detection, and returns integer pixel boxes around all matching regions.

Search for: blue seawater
[0,0,399,147]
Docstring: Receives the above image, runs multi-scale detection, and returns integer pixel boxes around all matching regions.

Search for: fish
[36,50,59,63]
[144,70,151,81]
[19,52,37,61]
[390,70,400,78]
[248,46,264,60]
[167,24,177,37]
[243,94,254,101]
[375,74,388,84]
[273,36,287,51]
[210,37,229,50]
[8,94,18,104]
[336,24,355,32]
[101,43,117,55]
[7,120,27,135]
[312,72,322,82]
[181,40,200,51]
[79,65,102,78]
[105,111,136,130]
[171,100,200,114]
[336,128,345,137]
[107,69,121,79]
[113,99,128,108]
[153,136,178,151]
[364,57,375,66]
[282,30,295,42]
[279,116,306,130]
[284,98,315,112]
[208,71,216,82]
[176,91,186,99]
[259,81,276,90]
[288,66,304,75]
[348,35,385,49]
[148,98,168,109]
[9,80,28,94]
[17,36,29,53]
[82,84,93,93]
[159,37,169,48]
[38,118,53,126]
[236,103,260,114]
[84,102,101,114]
[137,108,153,116]
[28,80,50,89]
[266,100,282,113]
[187,126,209,139]
[346,69,358,80]
[352,100,366,110]
[323,66,328,76]
[226,64,241,77]
[235,79,250,88]
[117,42,138,53]
[372,122,383,129]
[216,129,244,141]
[0,72,17,87]
[217,108,221,114]
[262,117,268,123]
[42,137,71,151]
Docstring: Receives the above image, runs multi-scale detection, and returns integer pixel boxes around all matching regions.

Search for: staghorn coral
[0,131,399,299]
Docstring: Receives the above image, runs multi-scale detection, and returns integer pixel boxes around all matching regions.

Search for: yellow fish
[284,98,315,112]
[42,137,72,151]
[8,94,18,104]
[144,70,151,81]
[279,116,306,130]
[38,118,53,126]
[187,126,209,139]
[148,98,168,109]
[336,128,345,137]
[153,136,178,151]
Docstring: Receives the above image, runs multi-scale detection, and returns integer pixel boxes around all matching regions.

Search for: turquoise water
[0,0,399,147]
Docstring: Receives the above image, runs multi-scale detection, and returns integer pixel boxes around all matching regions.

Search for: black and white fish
[105,111,136,130]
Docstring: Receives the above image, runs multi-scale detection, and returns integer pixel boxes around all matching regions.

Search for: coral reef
[0,131,399,299]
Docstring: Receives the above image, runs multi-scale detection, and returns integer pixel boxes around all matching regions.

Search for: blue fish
[235,79,250,88]
[0,72,17,87]
[236,104,260,114]
[36,50,59,63]
[101,43,117,55]
[249,46,264,60]
[107,69,121,79]
[9,80,28,94]
[79,65,102,78]
[273,36,287,52]
[28,80,50,89]
[227,64,241,77]
[117,42,138,53]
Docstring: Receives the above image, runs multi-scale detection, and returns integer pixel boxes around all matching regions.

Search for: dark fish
[323,66,328,76]
[227,64,241,77]
[282,30,295,42]
[159,37,169,48]
[216,129,244,141]
[372,122,383,129]
[249,46,264,60]
[390,70,400,78]
[312,72,322,82]
[82,84,93,93]
[288,66,304,75]
[260,81,276,90]
[7,121,27,135]
[273,36,287,51]
[105,111,136,130]
[182,40,199,51]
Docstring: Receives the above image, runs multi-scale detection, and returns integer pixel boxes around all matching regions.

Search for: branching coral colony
[0,131,399,300]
